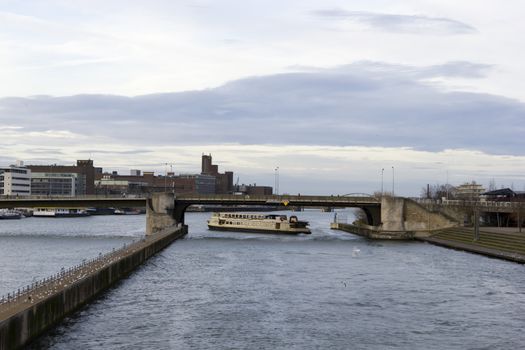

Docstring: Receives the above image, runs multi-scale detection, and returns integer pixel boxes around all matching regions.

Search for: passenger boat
[207,212,311,234]
[33,208,90,218]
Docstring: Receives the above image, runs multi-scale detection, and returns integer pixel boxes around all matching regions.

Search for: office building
[0,162,31,196]
[31,172,77,196]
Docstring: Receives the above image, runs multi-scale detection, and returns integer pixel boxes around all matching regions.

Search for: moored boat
[114,208,142,215]
[208,212,311,234]
[86,207,116,215]
[0,209,22,220]
[33,208,90,218]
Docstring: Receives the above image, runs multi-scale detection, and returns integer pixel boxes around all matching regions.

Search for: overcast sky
[1,0,524,195]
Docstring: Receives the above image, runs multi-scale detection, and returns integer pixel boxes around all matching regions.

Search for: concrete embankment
[419,227,525,264]
[0,225,187,350]
[330,223,415,240]
[332,222,525,263]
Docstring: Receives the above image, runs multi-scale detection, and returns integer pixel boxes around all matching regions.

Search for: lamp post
[164,163,168,192]
[274,167,279,195]
[446,170,449,200]
[392,166,395,197]
[170,164,174,194]
[381,168,384,196]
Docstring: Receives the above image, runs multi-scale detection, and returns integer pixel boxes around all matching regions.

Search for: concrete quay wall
[0,225,187,350]
[331,223,415,240]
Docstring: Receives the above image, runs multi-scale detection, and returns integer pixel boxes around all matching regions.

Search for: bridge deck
[0,194,380,209]
[175,194,380,207]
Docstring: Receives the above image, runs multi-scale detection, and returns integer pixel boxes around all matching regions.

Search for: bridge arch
[359,206,382,226]
[169,194,382,227]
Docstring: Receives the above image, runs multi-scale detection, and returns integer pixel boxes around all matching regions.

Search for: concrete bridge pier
[146,193,179,235]
[333,196,457,239]
[380,196,406,231]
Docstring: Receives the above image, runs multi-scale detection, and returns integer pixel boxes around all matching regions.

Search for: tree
[420,183,457,200]
[488,178,497,191]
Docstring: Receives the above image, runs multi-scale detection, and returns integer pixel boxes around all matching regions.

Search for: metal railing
[0,237,145,313]
[177,194,380,204]
[414,198,524,209]
[0,194,146,200]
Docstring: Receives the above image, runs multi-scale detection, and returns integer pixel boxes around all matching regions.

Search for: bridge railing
[177,194,380,203]
[0,194,146,200]
[414,198,524,209]
[0,193,380,204]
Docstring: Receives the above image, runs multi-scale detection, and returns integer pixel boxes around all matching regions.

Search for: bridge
[0,193,459,238]
[0,194,382,231]
[0,195,145,210]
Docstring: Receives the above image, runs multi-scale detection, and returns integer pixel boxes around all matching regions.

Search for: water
[0,215,143,295]
[1,210,524,349]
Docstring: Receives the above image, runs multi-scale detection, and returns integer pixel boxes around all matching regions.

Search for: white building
[0,162,32,196]
[456,181,486,200]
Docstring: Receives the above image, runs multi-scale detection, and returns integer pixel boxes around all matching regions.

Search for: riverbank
[418,227,525,264]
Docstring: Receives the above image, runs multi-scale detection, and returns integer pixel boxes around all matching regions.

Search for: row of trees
[420,184,457,200]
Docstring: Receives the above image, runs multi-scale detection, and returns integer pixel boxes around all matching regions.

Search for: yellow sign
[282,200,289,206]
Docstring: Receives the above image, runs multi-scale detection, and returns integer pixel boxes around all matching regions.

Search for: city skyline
[1,1,524,195]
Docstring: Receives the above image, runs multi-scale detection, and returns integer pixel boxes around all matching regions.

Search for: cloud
[309,61,493,81]
[313,9,476,35]
[0,61,522,159]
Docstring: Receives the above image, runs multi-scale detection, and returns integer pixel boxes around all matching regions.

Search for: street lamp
[164,162,174,192]
[381,168,384,196]
[274,167,279,195]
[164,163,168,192]
[446,170,449,200]
[392,166,395,197]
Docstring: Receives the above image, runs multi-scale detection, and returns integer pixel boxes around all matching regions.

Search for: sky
[1,0,524,195]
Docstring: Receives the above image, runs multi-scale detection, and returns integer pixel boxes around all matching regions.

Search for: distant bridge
[0,195,145,209]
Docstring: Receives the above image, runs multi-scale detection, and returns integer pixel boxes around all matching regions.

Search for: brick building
[201,154,233,194]
[95,170,216,196]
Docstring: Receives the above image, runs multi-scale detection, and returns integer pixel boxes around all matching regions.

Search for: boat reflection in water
[208,212,311,234]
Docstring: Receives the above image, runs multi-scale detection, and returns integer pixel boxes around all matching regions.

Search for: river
[0,210,524,349]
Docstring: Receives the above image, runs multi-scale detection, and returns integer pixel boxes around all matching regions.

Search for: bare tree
[488,178,497,191]
[421,183,457,200]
